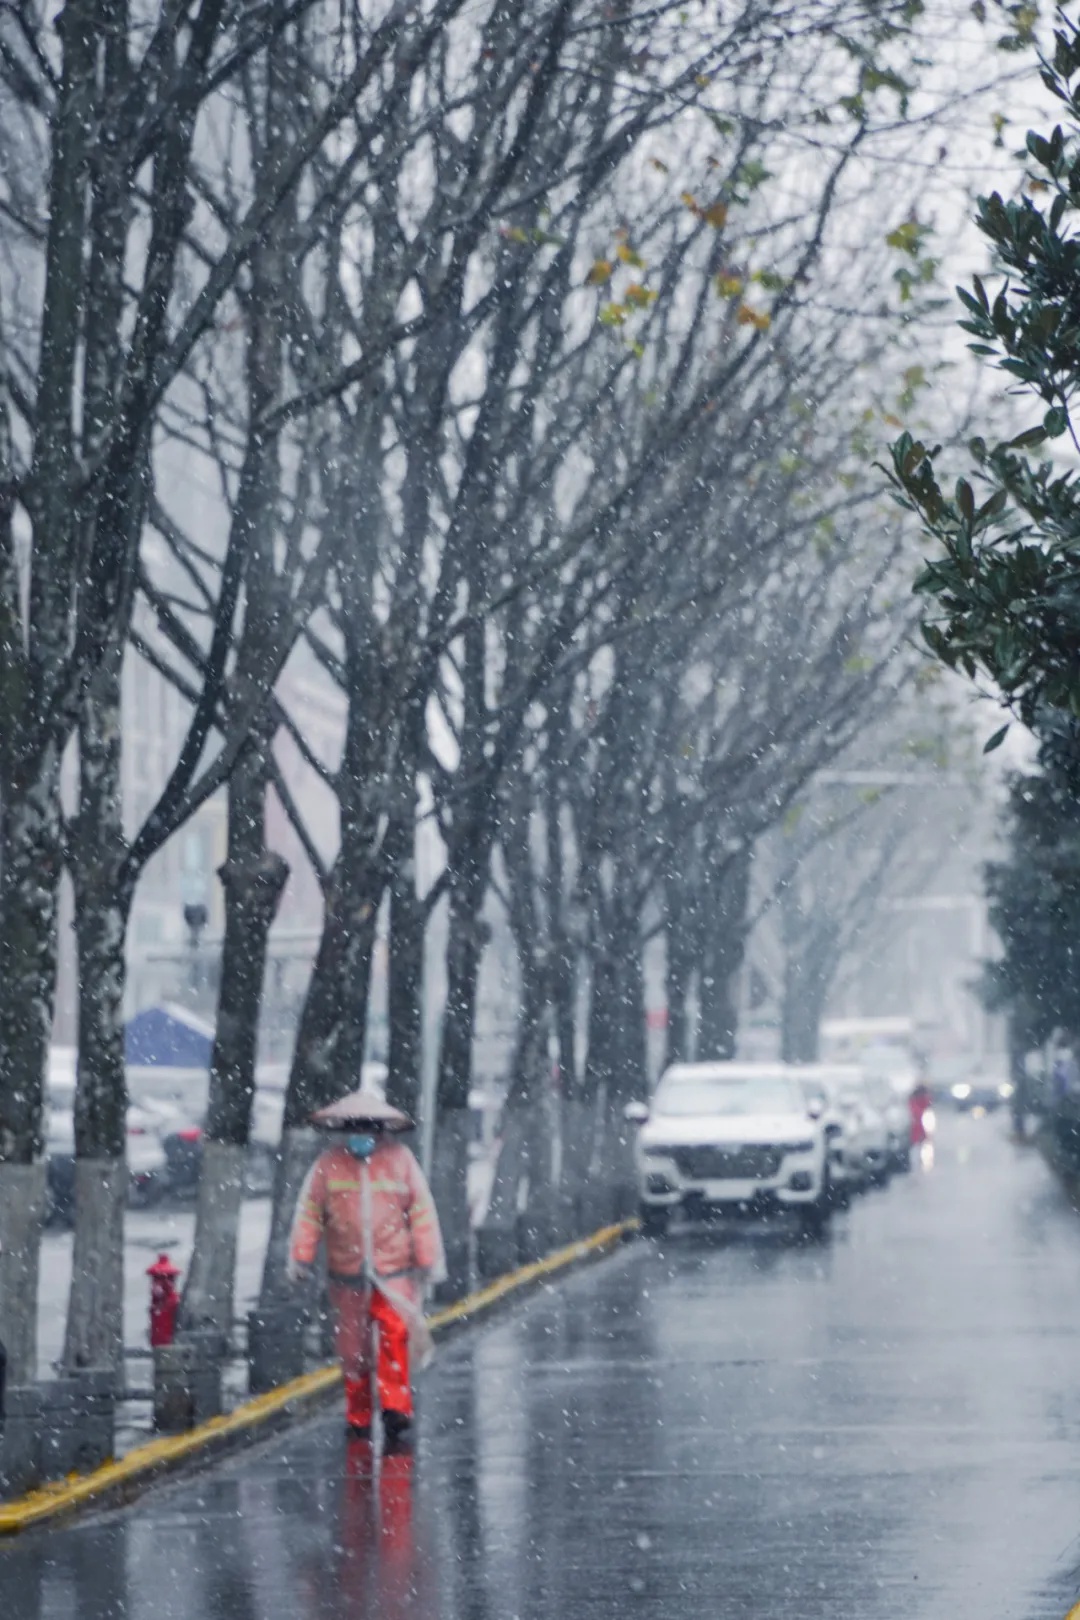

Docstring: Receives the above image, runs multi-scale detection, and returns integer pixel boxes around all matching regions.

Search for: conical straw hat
[310,1089,412,1131]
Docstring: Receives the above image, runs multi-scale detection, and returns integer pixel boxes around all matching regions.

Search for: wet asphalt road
[6,1113,1080,1620]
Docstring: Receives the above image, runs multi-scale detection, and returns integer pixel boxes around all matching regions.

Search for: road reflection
[339,1441,420,1619]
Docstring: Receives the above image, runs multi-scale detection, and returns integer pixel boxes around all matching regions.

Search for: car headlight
[998,1081,1015,1098]
[951,1083,971,1100]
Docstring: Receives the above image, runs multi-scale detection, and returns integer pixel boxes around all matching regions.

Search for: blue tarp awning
[125,1003,213,1069]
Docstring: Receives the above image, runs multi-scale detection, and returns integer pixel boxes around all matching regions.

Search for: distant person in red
[289,1089,444,1445]
[909,1082,934,1145]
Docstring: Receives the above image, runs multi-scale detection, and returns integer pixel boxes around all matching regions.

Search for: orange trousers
[329,1282,412,1426]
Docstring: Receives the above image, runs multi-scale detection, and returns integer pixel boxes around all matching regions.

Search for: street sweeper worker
[287,1089,445,1442]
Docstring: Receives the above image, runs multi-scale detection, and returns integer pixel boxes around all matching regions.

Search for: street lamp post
[182,902,209,995]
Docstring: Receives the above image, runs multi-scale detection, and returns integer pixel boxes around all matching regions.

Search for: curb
[0,1217,637,1537]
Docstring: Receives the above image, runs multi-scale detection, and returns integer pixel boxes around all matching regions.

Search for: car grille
[673,1144,784,1180]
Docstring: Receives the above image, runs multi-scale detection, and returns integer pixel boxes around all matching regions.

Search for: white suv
[628,1063,830,1240]
[793,1064,869,1203]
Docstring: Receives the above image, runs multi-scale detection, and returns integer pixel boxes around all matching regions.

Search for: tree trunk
[602,930,648,1220]
[182,74,292,1342]
[0,743,63,1384]
[664,861,704,1067]
[431,599,492,1295]
[256,858,379,1310]
[582,908,645,1224]
[697,846,753,1060]
[290,854,383,1117]
[662,797,704,1069]
[781,945,832,1064]
[180,749,287,1342]
[64,651,131,1382]
[0,1164,48,1385]
[541,712,578,1236]
[257,1125,323,1311]
[779,881,839,1065]
[478,1105,528,1276]
[432,844,488,1297]
[698,967,741,1061]
[481,924,553,1263]
[385,739,424,1118]
[517,1070,558,1261]
[665,950,690,1066]
[327,851,380,1090]
[542,701,577,1099]
[257,564,388,1310]
[387,866,425,1118]
[63,1160,127,1379]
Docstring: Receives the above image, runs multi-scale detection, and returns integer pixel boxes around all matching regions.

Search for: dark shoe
[382,1409,413,1448]
[346,1421,371,1439]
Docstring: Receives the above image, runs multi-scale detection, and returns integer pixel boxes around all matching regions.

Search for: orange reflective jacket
[289,1140,444,1282]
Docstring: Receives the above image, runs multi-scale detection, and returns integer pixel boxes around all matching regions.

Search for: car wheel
[799,1197,831,1241]
[639,1204,669,1239]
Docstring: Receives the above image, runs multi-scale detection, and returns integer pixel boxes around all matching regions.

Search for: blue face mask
[346,1133,377,1160]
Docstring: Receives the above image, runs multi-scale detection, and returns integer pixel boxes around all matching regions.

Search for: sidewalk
[38,1198,272,1378]
[37,1198,273,1447]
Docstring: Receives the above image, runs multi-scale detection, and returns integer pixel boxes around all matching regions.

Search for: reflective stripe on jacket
[289,1140,444,1282]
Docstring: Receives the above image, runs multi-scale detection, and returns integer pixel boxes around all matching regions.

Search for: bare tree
[760,721,974,1062]
[253,0,855,1298]
[0,0,480,1381]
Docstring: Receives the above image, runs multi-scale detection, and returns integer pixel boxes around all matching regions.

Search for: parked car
[45,1103,168,1223]
[841,1075,893,1192]
[627,1062,831,1240]
[124,1104,169,1206]
[853,1072,910,1180]
[162,1111,271,1197]
[162,1121,204,1196]
[793,1064,874,1203]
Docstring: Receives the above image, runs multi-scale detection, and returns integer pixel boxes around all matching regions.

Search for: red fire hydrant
[147,1253,181,1348]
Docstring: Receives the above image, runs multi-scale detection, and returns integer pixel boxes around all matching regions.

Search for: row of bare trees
[0,0,971,1387]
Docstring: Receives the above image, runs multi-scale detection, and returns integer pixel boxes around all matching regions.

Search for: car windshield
[655,1077,804,1117]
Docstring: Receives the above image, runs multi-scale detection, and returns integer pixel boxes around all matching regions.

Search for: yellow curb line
[0,1216,638,1537]
[428,1218,635,1332]
[1065,1603,1080,1620]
